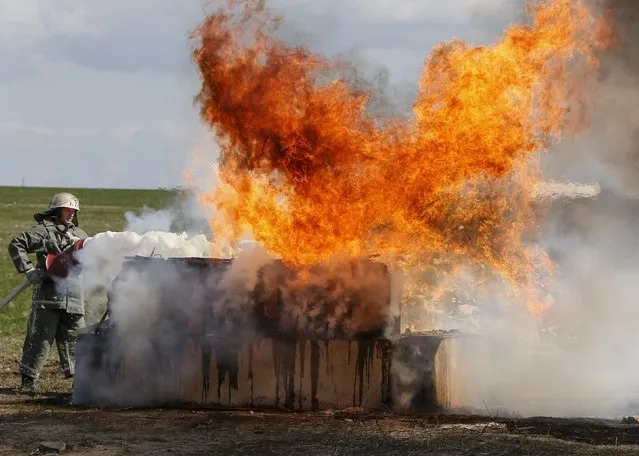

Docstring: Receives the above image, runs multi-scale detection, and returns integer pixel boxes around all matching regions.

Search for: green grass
[0,186,176,339]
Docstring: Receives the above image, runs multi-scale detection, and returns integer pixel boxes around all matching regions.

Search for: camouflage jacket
[8,211,88,314]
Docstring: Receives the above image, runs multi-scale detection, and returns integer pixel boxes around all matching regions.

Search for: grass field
[0,186,176,340]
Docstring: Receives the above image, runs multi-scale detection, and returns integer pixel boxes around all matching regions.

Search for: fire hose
[0,237,91,312]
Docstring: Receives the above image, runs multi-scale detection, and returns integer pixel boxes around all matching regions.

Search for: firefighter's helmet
[49,192,80,212]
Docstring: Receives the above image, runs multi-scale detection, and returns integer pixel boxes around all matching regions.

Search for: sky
[0,0,517,189]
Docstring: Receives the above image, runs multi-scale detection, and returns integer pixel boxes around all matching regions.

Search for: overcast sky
[0,0,517,189]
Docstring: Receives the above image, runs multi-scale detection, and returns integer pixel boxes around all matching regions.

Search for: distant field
[0,186,176,340]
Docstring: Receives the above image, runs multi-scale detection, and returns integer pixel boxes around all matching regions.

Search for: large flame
[191,0,609,311]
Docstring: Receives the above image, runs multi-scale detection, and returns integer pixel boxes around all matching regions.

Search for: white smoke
[416,196,639,418]
[72,186,237,317]
[124,208,174,233]
[71,191,266,405]
[123,189,215,237]
[78,230,218,285]
[73,230,222,324]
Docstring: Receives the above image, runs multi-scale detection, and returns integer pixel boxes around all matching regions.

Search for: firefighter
[7,192,88,391]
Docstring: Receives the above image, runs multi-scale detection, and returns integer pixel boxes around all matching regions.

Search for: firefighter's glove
[25,268,45,285]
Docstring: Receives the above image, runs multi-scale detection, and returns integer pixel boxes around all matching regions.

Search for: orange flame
[191,0,609,311]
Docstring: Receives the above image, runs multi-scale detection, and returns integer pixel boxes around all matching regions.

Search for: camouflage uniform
[7,194,88,386]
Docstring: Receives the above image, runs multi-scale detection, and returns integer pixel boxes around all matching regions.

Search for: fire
[191,0,609,311]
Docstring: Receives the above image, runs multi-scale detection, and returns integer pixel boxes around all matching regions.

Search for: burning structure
[72,253,465,411]
[71,181,599,412]
[71,0,620,414]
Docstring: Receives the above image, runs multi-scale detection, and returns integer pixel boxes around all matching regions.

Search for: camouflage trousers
[20,308,85,379]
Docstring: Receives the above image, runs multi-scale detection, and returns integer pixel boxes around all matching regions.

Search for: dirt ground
[1,353,639,455]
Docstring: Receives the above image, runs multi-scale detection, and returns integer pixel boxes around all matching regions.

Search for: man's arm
[7,228,45,273]
[71,227,89,242]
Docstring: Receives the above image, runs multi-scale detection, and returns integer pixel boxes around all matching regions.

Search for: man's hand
[25,268,45,285]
